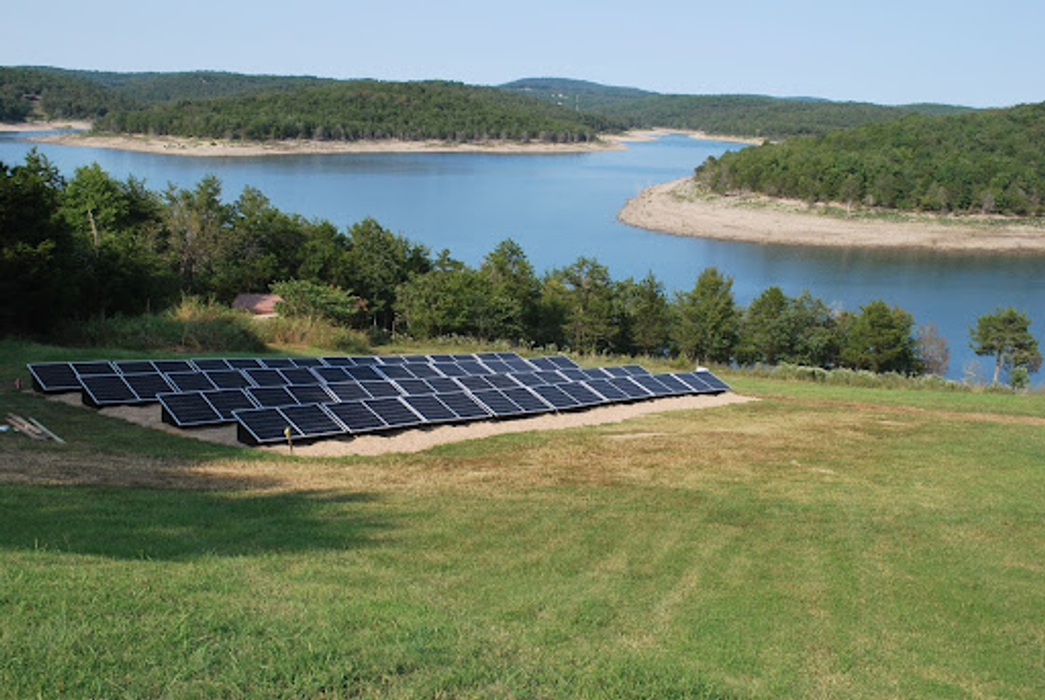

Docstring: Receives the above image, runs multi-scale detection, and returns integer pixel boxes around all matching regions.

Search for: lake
[2,130,1042,383]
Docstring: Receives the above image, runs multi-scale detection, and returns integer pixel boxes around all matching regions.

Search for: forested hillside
[93,80,617,143]
[694,102,1045,216]
[0,67,132,121]
[58,68,332,103]
[500,78,655,111]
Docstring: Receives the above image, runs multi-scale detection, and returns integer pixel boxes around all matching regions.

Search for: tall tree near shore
[839,300,922,374]
[970,307,1042,386]
[673,267,740,365]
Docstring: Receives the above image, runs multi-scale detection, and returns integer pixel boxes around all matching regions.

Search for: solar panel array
[28,353,730,446]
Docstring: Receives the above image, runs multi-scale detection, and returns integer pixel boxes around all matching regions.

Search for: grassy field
[1,340,1043,699]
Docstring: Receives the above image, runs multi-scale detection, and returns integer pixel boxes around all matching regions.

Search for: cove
[2,130,1041,382]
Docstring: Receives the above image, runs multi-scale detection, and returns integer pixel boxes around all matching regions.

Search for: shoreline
[618,178,1045,254]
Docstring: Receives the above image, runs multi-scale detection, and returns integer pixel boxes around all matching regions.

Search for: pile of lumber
[5,413,64,443]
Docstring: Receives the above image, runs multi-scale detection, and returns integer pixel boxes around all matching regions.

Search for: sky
[4,0,1042,108]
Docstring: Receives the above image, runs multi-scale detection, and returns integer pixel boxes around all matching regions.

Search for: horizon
[5,1,1042,110]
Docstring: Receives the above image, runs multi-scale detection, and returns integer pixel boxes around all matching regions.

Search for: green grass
[2,340,1044,698]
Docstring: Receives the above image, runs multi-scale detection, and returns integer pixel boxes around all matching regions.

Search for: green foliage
[270,279,359,326]
[343,217,430,329]
[500,77,656,112]
[0,66,132,121]
[696,102,1045,216]
[839,300,923,375]
[970,307,1042,385]
[543,257,618,352]
[673,267,740,364]
[618,272,672,356]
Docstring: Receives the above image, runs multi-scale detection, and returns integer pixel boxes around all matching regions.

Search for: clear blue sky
[5,0,1042,108]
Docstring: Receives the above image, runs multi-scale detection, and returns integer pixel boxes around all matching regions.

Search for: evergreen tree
[839,300,922,374]
[970,307,1042,385]
[673,267,739,365]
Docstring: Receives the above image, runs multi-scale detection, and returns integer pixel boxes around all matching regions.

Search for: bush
[253,315,370,353]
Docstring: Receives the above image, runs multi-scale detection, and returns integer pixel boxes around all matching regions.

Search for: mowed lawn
[1,355,1043,698]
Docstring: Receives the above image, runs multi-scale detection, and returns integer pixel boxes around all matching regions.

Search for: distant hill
[499,77,655,111]
[694,102,1045,216]
[93,80,618,143]
[55,68,333,103]
[0,66,132,121]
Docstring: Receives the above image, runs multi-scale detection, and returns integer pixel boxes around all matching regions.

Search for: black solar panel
[114,360,157,375]
[606,376,653,399]
[400,354,429,363]
[672,372,713,393]
[457,375,495,392]
[247,386,298,408]
[401,394,457,423]
[280,368,321,385]
[281,404,345,439]
[548,355,580,370]
[325,382,371,402]
[286,384,335,405]
[432,362,468,377]
[470,389,526,417]
[558,382,607,406]
[535,370,570,385]
[651,373,693,395]
[152,359,194,374]
[235,408,301,446]
[531,384,580,410]
[582,367,613,380]
[394,378,436,395]
[583,378,629,402]
[350,356,380,365]
[27,362,81,393]
[501,386,553,414]
[603,366,632,378]
[375,364,415,380]
[72,361,117,376]
[80,374,139,407]
[497,352,525,362]
[504,358,535,372]
[437,391,491,420]
[427,354,455,363]
[403,363,442,379]
[226,357,264,370]
[122,372,175,401]
[260,357,295,369]
[167,371,216,392]
[244,368,286,387]
[480,359,511,374]
[321,356,355,367]
[205,369,253,389]
[314,366,352,383]
[557,368,589,382]
[475,352,502,361]
[290,357,325,368]
[344,365,383,381]
[191,358,232,372]
[508,371,545,387]
[324,400,386,433]
[425,377,464,395]
[456,360,491,375]
[623,364,651,376]
[159,391,223,427]
[358,380,402,398]
[695,370,731,392]
[377,355,407,365]
[202,389,258,421]
[363,397,424,428]
[631,374,674,396]
[528,357,559,371]
[450,353,478,362]
[485,373,521,390]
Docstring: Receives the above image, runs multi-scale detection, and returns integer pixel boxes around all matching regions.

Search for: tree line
[2,155,1038,384]
[694,102,1045,216]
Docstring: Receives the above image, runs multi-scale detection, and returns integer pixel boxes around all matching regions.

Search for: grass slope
[1,340,1043,698]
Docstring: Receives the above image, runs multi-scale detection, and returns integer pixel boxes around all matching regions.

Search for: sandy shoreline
[619,178,1045,253]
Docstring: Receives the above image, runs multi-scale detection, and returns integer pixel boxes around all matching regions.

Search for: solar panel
[450,353,478,362]
[349,355,380,365]
[470,389,526,417]
[504,358,535,372]
[244,368,286,387]
[437,391,491,420]
[582,367,613,380]
[394,378,436,395]
[630,374,674,396]
[427,353,455,363]
[122,372,175,401]
[603,366,633,378]
[475,352,502,361]
[325,381,371,402]
[534,370,570,385]
[377,355,407,365]
[27,362,81,393]
[651,373,693,395]
[344,365,384,381]
[622,364,651,376]
[400,354,429,363]
[205,369,253,389]
[167,371,216,392]
[496,352,525,362]
[558,382,607,406]
[501,386,553,414]
[480,359,511,374]
[403,362,443,379]
[425,377,464,395]
[320,356,355,367]
[324,400,387,433]
[457,375,495,392]
[72,361,117,376]
[456,360,491,375]
[695,370,731,393]
[548,355,580,370]
[235,407,301,446]
[286,384,335,405]
[531,384,581,410]
[226,357,264,370]
[583,378,630,402]
[159,391,223,427]
[152,359,194,374]
[279,368,321,385]
[433,362,468,377]
[114,360,157,375]
[606,376,653,399]
[80,374,139,407]
[485,373,521,390]
[280,404,346,439]
[290,357,325,368]
[401,394,458,424]
[528,356,560,371]
[508,371,545,387]
[191,358,232,372]
[202,388,258,421]
[260,357,295,369]
[358,380,402,398]
[314,366,352,383]
[375,364,416,380]
[247,386,298,408]
[557,368,589,382]
[363,397,424,428]
[672,372,713,393]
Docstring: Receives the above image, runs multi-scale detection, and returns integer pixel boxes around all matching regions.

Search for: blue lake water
[2,130,1042,382]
